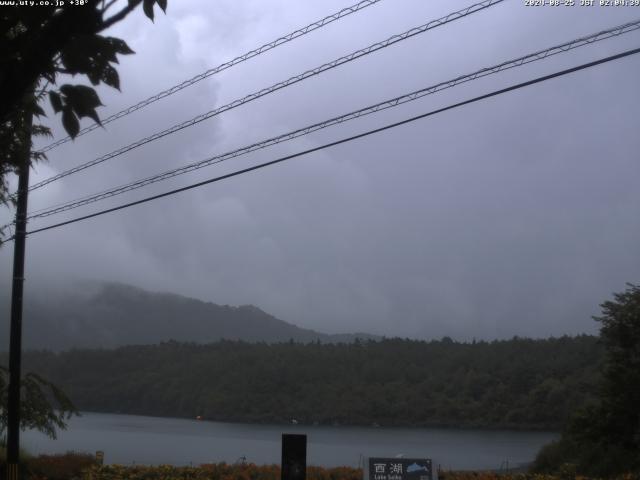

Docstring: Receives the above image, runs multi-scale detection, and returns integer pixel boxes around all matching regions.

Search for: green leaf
[93,35,119,63]
[61,85,103,125]
[61,107,80,138]
[143,0,155,21]
[156,0,167,12]
[43,69,56,84]
[32,103,46,118]
[60,35,128,77]
[87,69,100,86]
[76,106,101,125]
[101,64,120,90]
[60,84,103,111]
[107,37,135,55]
[49,91,63,113]
[60,38,93,74]
[31,124,53,138]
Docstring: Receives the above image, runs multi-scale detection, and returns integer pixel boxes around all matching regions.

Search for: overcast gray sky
[2,0,639,340]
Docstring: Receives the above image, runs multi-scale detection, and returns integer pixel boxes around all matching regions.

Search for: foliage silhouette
[0,0,167,213]
[533,284,640,476]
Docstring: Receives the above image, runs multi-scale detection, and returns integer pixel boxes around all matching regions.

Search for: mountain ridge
[0,282,379,351]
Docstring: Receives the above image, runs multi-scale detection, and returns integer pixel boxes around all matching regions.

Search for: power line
[27,0,504,193]
[37,0,386,153]
[25,19,640,221]
[17,46,640,240]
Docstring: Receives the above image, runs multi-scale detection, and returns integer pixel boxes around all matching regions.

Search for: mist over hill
[0,282,378,351]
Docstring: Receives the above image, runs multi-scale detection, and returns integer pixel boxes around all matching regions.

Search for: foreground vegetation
[440,474,638,480]
[0,455,361,480]
[1,453,638,480]
[79,466,640,480]
[0,450,94,480]
[6,335,602,430]
[531,284,640,477]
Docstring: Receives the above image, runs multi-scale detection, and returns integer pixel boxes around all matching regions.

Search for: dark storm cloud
[2,0,640,340]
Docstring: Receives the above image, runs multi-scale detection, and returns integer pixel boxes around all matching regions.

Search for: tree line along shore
[4,335,601,431]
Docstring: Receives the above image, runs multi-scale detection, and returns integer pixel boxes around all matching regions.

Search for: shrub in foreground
[82,463,363,480]
[440,473,639,480]
[26,452,97,480]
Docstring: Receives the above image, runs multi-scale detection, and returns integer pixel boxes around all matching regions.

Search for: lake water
[21,412,557,470]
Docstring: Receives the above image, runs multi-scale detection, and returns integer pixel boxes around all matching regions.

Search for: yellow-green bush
[81,463,363,480]
[5,454,637,480]
[439,473,639,480]
[26,452,96,480]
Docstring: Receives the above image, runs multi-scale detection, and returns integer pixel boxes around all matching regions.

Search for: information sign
[368,458,432,480]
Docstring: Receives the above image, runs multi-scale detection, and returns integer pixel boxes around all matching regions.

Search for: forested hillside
[12,336,602,430]
[0,282,378,350]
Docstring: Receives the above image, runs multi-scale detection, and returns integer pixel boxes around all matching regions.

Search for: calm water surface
[22,412,557,470]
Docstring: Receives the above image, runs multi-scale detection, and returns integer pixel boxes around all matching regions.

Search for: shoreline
[72,410,562,434]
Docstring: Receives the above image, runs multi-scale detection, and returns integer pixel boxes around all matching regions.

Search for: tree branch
[101,0,143,30]
[36,80,51,98]
[101,0,119,14]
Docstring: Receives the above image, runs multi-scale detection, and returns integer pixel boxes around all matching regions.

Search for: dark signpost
[369,458,432,480]
[281,434,307,480]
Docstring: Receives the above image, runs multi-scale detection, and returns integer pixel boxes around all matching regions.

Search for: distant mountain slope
[0,282,378,351]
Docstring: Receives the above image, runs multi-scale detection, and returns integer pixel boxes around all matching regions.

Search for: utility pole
[6,105,33,480]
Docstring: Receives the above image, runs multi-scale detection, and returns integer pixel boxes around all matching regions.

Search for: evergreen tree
[534,284,640,476]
